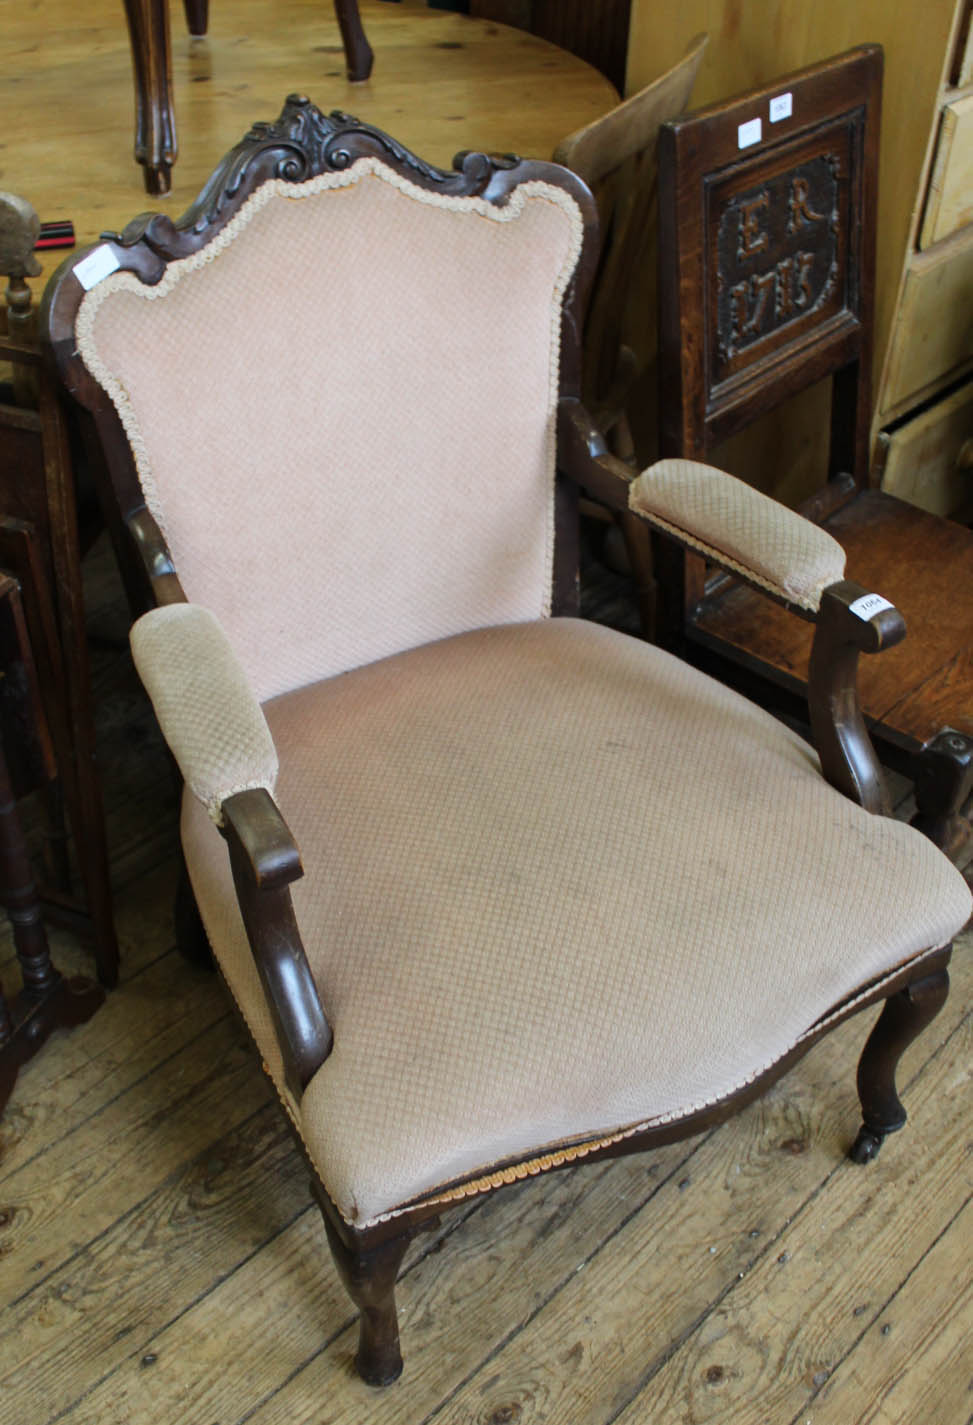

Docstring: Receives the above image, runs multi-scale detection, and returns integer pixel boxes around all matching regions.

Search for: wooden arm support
[808,582,906,814]
[557,397,633,511]
[127,506,188,606]
[221,788,333,1097]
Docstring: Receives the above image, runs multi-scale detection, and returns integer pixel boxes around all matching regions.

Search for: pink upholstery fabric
[76,162,583,700]
[180,618,971,1226]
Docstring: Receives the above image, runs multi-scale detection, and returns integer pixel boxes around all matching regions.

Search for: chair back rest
[658,46,881,502]
[555,33,707,461]
[46,101,596,702]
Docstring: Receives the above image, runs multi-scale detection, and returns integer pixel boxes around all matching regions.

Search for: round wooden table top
[4,0,617,287]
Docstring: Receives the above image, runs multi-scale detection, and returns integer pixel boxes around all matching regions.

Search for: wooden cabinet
[920,91,973,246]
[878,378,973,518]
[875,0,973,512]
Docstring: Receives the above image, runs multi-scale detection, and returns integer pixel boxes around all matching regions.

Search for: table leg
[182,0,209,36]
[334,0,374,81]
[122,0,177,196]
[0,659,103,1118]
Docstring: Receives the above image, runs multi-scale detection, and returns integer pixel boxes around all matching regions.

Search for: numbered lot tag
[75,244,121,291]
[737,117,762,149]
[849,592,895,621]
[769,92,793,122]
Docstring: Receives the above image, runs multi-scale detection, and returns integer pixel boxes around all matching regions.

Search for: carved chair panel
[659,46,879,468]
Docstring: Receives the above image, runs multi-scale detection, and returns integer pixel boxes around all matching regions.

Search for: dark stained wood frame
[0,350,120,987]
[41,97,961,1386]
[0,574,104,1114]
[655,45,973,862]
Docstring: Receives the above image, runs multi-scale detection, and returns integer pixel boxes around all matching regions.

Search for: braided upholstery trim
[634,505,818,608]
[75,158,584,596]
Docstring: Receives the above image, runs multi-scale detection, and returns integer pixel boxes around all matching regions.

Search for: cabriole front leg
[316,1189,412,1386]
[849,966,950,1163]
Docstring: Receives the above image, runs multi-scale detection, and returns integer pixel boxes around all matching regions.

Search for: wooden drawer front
[920,92,973,248]
[880,379,973,517]
[882,227,973,413]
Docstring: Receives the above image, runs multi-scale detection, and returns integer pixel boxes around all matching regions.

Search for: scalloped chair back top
[75,160,584,700]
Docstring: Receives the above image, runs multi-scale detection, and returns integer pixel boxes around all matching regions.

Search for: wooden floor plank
[0,948,225,1187]
[0,1106,311,1424]
[54,1144,700,1425]
[801,1196,973,1425]
[610,1011,972,1425]
[0,1013,267,1313]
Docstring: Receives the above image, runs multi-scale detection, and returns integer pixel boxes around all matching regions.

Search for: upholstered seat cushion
[181,618,971,1227]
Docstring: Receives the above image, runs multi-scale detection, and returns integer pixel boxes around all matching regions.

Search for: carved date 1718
[715,153,841,371]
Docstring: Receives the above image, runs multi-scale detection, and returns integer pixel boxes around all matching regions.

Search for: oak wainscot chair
[42,97,972,1386]
[554,32,708,633]
[651,45,973,867]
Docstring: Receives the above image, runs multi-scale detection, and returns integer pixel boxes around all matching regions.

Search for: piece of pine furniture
[876,0,973,520]
[42,98,972,1385]
[554,32,707,462]
[0,572,104,1114]
[651,46,973,865]
[554,33,707,630]
[0,194,120,986]
[122,0,373,193]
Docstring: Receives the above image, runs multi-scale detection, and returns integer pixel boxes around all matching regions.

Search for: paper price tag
[769,92,793,123]
[738,117,762,149]
[849,592,895,621]
[75,244,121,291]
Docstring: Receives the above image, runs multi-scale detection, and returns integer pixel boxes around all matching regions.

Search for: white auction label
[738,117,762,149]
[849,592,895,621]
[769,92,793,122]
[75,244,121,291]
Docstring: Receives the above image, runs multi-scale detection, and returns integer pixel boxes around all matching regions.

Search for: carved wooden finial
[0,191,42,349]
[0,192,42,282]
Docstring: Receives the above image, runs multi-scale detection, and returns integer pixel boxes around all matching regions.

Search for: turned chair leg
[849,968,950,1163]
[315,1187,412,1386]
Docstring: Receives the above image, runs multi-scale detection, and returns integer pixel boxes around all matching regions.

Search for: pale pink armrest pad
[629,458,847,611]
[131,604,278,822]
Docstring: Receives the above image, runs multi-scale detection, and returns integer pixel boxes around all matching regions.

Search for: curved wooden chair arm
[809,583,906,813]
[221,787,333,1095]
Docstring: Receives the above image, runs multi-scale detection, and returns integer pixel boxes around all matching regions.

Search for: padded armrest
[130,603,279,823]
[629,458,847,612]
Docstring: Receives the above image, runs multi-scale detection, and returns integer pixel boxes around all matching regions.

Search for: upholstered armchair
[43,98,971,1387]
